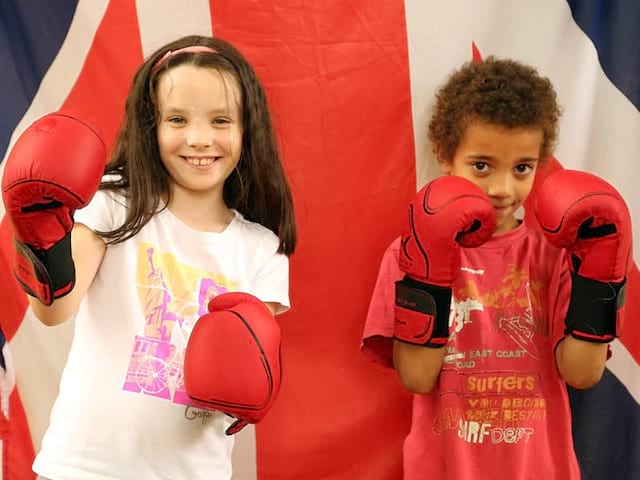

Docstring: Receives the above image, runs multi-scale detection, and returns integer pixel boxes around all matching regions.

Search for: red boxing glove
[395,176,496,347]
[184,292,281,435]
[1,112,106,305]
[535,169,632,342]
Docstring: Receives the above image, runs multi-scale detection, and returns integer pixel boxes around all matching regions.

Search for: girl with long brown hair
[5,35,296,480]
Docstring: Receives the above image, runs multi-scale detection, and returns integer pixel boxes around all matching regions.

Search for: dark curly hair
[428,57,561,162]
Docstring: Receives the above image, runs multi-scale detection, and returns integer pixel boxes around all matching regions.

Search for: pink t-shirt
[362,223,581,480]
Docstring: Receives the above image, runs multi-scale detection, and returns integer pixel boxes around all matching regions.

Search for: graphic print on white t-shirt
[122,243,237,404]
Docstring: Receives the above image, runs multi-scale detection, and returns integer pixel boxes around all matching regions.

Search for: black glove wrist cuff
[14,230,75,304]
[395,275,451,347]
[565,270,626,342]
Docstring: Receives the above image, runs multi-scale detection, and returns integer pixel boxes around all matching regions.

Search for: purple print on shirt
[122,245,231,404]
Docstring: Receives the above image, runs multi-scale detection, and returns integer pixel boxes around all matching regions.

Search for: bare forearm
[28,295,79,326]
[393,340,445,394]
[555,336,607,389]
[29,224,106,326]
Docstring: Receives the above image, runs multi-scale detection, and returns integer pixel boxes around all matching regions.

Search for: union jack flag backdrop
[0,1,638,479]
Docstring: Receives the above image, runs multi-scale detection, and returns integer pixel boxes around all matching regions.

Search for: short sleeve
[251,245,290,315]
[361,237,403,368]
[74,189,127,235]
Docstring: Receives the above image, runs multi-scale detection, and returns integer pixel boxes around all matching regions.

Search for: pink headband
[151,46,217,73]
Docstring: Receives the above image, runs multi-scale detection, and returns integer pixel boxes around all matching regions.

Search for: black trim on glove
[565,270,626,343]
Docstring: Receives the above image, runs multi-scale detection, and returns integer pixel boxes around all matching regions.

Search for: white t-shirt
[33,189,290,480]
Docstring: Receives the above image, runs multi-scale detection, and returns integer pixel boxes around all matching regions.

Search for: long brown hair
[100,35,296,255]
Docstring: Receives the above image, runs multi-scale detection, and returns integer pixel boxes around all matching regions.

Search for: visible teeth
[186,157,214,166]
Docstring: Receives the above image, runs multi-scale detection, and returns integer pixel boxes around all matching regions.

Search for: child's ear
[435,146,452,174]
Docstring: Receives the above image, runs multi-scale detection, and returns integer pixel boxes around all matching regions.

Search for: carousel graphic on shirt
[436,263,550,446]
[122,243,236,405]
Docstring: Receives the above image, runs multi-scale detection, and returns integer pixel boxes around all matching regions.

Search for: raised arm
[535,169,632,389]
[28,224,106,326]
[393,176,495,393]
[1,112,106,325]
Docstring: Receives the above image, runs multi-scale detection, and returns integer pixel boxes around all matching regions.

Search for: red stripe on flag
[1,387,36,480]
[61,0,144,150]
[210,1,414,478]
[0,218,28,342]
[0,218,34,479]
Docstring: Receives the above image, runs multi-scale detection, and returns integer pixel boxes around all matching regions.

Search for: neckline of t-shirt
[160,207,240,241]
[479,221,527,249]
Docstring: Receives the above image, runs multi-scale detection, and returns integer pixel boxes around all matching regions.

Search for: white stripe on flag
[12,310,76,453]
[231,424,257,480]
[1,340,16,418]
[136,0,213,58]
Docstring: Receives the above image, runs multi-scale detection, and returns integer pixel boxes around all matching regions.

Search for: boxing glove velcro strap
[565,270,626,343]
[394,276,451,347]
[13,230,75,306]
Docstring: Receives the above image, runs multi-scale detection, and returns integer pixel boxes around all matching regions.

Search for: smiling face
[439,120,544,234]
[156,64,243,204]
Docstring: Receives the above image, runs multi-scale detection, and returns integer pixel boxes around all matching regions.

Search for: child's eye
[514,164,533,175]
[472,162,489,173]
[213,117,231,125]
[168,116,185,124]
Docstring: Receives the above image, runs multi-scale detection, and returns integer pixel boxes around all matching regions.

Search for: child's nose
[487,173,512,198]
[187,123,213,148]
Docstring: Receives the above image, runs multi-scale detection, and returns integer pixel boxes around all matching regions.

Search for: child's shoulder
[93,187,127,207]
[373,236,403,276]
[385,236,402,260]
[81,174,128,213]
[94,175,129,208]
[231,211,280,250]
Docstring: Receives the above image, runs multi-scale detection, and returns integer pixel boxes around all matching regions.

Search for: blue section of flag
[567,0,640,110]
[0,0,79,160]
[569,369,640,480]
[566,3,640,479]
